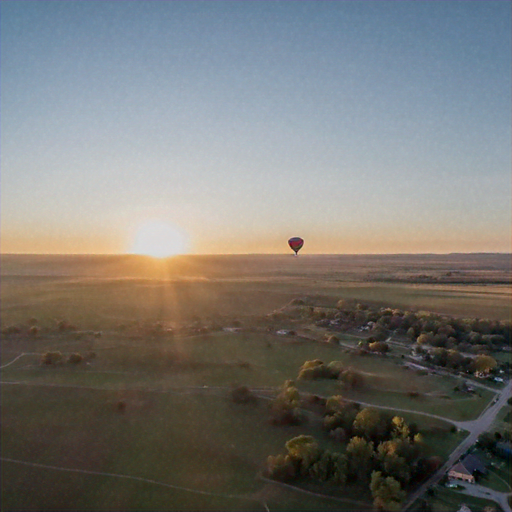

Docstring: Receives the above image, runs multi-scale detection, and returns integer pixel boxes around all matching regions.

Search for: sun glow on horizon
[129,220,189,258]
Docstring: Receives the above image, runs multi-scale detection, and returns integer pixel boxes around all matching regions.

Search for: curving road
[402,378,512,511]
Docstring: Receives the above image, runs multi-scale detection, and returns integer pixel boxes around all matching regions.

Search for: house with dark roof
[448,454,486,484]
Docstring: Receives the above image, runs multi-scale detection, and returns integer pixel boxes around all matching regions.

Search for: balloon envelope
[288,237,304,254]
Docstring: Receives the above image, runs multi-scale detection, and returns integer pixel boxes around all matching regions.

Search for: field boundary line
[258,475,372,508]
[1,457,266,508]
[0,353,41,369]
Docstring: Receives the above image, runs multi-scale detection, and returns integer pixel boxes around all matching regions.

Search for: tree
[339,368,364,389]
[331,452,349,485]
[266,454,296,481]
[346,436,374,482]
[391,417,410,440]
[372,326,388,341]
[477,432,496,451]
[329,427,347,443]
[430,348,448,367]
[285,435,321,476]
[353,408,388,442]
[336,299,348,309]
[370,471,406,511]
[369,341,390,354]
[28,325,39,337]
[269,380,303,425]
[376,441,410,485]
[298,360,336,380]
[406,327,417,340]
[471,355,497,374]
[327,360,344,376]
[41,351,63,365]
[416,333,433,345]
[325,395,348,414]
[324,397,359,434]
[67,353,83,364]
[446,349,464,369]
[431,333,447,347]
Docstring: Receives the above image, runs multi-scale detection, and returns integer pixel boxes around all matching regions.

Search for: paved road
[402,378,512,511]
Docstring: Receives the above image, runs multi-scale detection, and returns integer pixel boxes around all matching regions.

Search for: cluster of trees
[307,299,511,352]
[357,339,390,354]
[281,299,509,371]
[56,320,78,332]
[41,351,96,366]
[269,380,305,426]
[478,430,512,453]
[297,360,364,389]
[298,299,508,375]
[266,408,429,511]
[417,347,498,374]
[2,318,105,339]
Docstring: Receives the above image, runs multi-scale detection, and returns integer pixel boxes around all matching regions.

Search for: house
[448,454,486,484]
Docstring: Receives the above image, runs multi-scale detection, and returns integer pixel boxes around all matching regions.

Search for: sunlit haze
[1,1,510,254]
[129,220,188,258]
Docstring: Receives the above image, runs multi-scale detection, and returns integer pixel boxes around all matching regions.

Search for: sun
[130,220,188,258]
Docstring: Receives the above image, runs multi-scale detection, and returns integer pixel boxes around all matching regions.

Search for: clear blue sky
[1,0,510,254]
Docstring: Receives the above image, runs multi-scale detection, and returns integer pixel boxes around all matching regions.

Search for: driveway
[451,481,511,512]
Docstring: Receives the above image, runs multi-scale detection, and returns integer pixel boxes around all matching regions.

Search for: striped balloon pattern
[288,237,304,255]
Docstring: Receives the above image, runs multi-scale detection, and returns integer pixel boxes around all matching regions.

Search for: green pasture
[2,260,511,335]
[2,330,495,423]
[313,283,512,322]
[302,381,494,422]
[2,329,467,512]
[1,383,373,511]
[2,254,510,510]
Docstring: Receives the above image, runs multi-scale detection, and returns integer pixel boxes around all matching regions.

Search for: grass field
[2,330,493,422]
[1,254,510,511]
[2,254,511,328]
[410,486,503,512]
[0,329,476,511]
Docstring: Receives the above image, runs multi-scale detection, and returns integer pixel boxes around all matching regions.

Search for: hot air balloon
[288,237,304,256]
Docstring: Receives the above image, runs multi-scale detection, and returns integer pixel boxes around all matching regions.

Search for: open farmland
[1,254,510,511]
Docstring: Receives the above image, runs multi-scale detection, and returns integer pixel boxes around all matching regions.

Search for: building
[448,454,486,484]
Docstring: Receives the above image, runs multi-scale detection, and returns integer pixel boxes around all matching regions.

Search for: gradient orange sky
[1,1,510,255]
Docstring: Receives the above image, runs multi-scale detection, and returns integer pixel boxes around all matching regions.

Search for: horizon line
[1,252,511,257]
